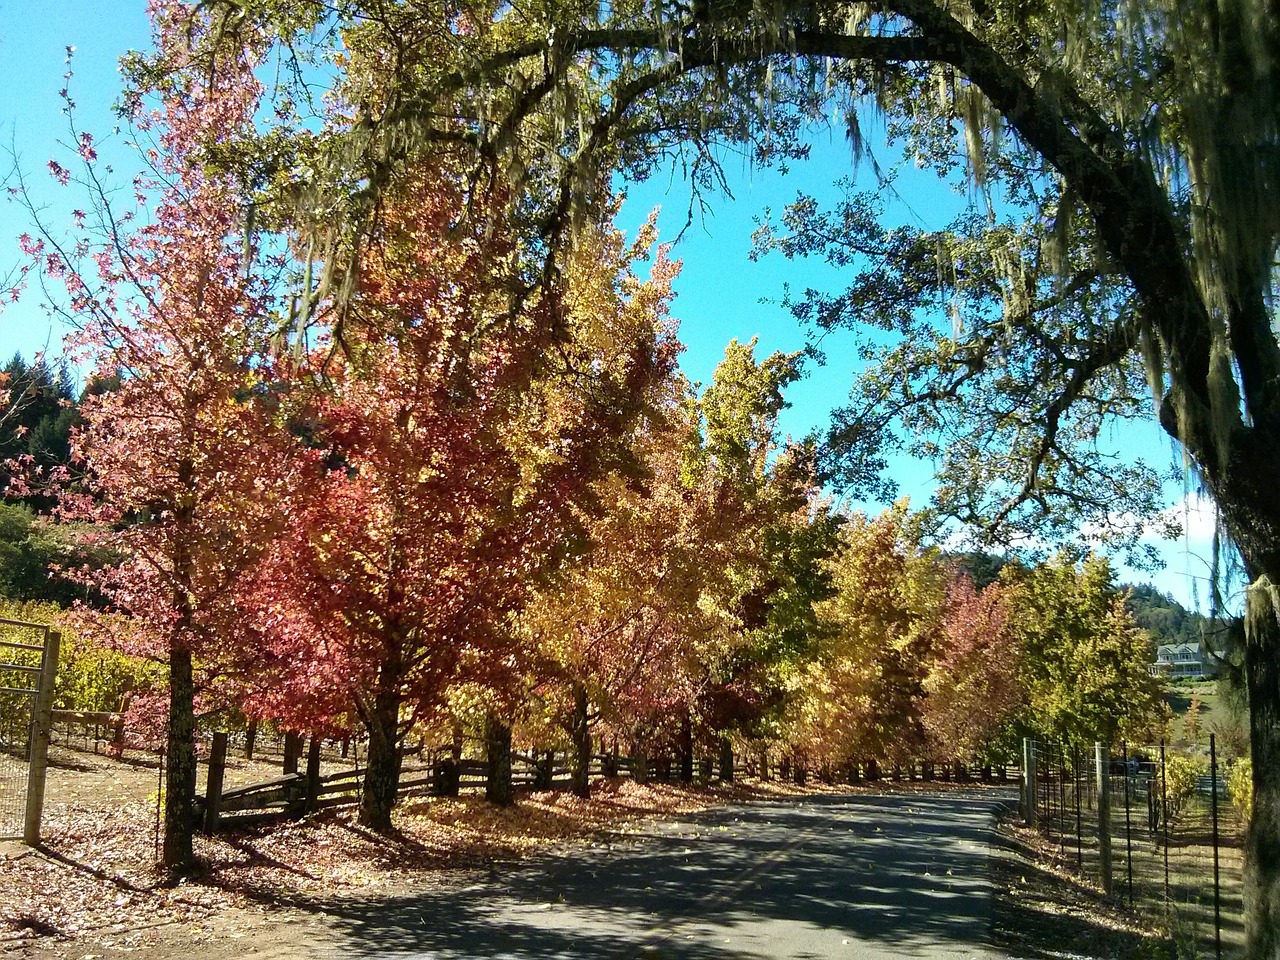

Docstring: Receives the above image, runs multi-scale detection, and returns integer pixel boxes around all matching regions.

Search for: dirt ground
[1,744,1179,960]
[989,820,1180,959]
[2,744,831,959]
[3,743,360,959]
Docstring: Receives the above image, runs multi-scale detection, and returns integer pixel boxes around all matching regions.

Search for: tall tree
[0,355,78,513]
[804,502,949,768]
[520,389,722,797]
[1007,553,1166,748]
[922,575,1023,765]
[147,2,1280,949]
[24,4,295,869]
[260,178,679,827]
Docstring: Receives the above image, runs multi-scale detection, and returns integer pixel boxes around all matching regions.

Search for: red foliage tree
[257,179,679,827]
[33,5,294,868]
[922,575,1023,765]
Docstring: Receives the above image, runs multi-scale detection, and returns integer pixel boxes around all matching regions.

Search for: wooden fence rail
[196,737,1018,834]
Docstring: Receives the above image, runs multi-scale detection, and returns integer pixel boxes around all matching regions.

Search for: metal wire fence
[0,619,55,839]
[1025,736,1246,958]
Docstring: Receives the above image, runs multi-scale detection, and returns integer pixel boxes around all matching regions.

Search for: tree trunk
[162,645,198,870]
[1243,576,1280,960]
[678,709,694,784]
[485,714,513,806]
[570,683,591,799]
[633,744,649,784]
[719,736,734,783]
[359,687,402,831]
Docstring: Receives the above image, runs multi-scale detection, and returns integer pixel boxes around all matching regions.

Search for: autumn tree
[921,576,1022,766]
[140,1,1280,949]
[257,176,680,827]
[520,386,723,797]
[800,502,948,771]
[24,5,295,869]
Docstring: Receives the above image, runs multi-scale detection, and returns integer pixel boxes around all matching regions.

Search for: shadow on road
[310,792,1014,959]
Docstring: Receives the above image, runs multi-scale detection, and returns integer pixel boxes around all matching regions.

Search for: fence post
[1210,733,1222,960]
[203,731,228,834]
[305,736,322,813]
[24,629,61,846]
[284,731,302,774]
[1022,738,1037,826]
[1160,739,1169,902]
[719,737,734,783]
[1096,741,1112,895]
[1074,744,1083,874]
[1123,741,1134,907]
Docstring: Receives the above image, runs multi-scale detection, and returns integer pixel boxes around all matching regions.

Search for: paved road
[317,791,1014,959]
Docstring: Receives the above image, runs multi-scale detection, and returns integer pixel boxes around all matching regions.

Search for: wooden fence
[194,734,1017,834]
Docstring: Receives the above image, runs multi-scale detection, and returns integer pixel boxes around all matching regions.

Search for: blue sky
[0,2,1223,609]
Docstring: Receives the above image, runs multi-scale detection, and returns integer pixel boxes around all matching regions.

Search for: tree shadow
[988,826,1174,959]
[46,755,97,772]
[38,845,154,895]
[301,792,1016,958]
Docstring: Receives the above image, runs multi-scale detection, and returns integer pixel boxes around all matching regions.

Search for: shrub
[1160,752,1204,824]
[1228,757,1253,827]
[0,600,160,714]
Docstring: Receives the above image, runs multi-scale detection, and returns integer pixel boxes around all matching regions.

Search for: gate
[0,619,60,843]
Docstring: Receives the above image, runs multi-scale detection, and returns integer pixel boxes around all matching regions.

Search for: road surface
[314,790,1015,959]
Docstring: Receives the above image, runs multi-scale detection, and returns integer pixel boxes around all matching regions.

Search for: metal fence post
[24,629,60,846]
[1160,739,1169,903]
[1074,744,1083,874]
[1210,733,1222,960]
[1122,741,1133,907]
[1023,738,1037,826]
[1096,741,1112,895]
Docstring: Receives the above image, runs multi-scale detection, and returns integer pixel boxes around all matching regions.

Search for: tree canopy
[13,0,1280,951]
[193,3,1277,948]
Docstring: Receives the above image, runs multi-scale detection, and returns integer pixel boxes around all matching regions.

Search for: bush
[1161,752,1204,824]
[1228,757,1253,826]
[0,600,160,714]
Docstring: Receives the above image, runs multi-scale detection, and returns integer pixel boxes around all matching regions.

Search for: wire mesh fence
[1025,736,1247,958]
[0,619,54,839]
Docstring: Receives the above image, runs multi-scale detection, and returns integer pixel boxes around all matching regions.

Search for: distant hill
[1124,583,1208,649]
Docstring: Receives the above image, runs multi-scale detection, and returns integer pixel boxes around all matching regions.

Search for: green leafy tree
[689,340,840,765]
[0,502,111,607]
[1126,584,1208,650]
[1008,553,1166,748]
[0,355,78,514]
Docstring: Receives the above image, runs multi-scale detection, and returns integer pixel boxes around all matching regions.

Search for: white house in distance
[1151,641,1207,680]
